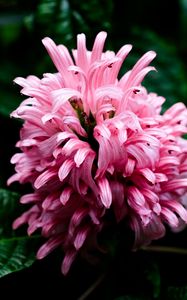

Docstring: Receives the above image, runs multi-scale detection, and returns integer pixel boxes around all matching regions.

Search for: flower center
[70,99,99,152]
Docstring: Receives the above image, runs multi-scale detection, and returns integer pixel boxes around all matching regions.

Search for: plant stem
[77,273,105,300]
[141,245,187,255]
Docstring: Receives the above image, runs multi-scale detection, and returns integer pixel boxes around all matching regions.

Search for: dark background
[0,0,187,299]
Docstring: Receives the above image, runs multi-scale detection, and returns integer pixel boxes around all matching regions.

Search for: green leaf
[145,262,160,298]
[0,236,39,278]
[0,63,22,117]
[71,0,113,35]
[31,0,73,46]
[179,0,187,53]
[0,188,20,236]
[26,0,113,47]
[0,189,40,277]
[0,86,21,117]
[166,286,187,300]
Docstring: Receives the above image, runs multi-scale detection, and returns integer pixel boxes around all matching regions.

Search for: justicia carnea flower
[8,31,187,274]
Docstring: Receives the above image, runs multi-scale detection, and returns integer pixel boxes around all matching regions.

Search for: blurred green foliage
[0,189,40,278]
[0,0,187,298]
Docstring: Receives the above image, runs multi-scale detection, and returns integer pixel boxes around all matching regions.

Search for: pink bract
[8,32,187,274]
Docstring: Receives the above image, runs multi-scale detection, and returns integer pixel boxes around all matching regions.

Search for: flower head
[9,32,187,274]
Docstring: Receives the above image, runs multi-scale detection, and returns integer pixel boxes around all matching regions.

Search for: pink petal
[16,139,37,147]
[34,169,57,189]
[138,168,156,184]
[74,147,92,167]
[68,208,89,237]
[61,250,77,275]
[141,189,159,204]
[52,88,82,112]
[164,102,186,118]
[37,236,62,259]
[13,205,39,229]
[74,227,90,250]
[13,214,28,229]
[42,37,73,83]
[62,138,86,156]
[128,186,145,206]
[20,193,41,204]
[132,66,156,86]
[60,187,73,205]
[57,131,75,143]
[123,51,156,89]
[10,153,22,164]
[7,173,20,185]
[91,31,107,63]
[153,203,161,215]
[98,177,112,208]
[58,159,75,182]
[123,158,135,176]
[161,207,179,227]
[108,44,132,83]
[162,179,187,192]
[163,200,187,223]
[76,33,88,70]
[155,173,168,182]
[42,193,58,210]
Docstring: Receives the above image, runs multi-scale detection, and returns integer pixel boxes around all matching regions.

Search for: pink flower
[8,32,187,274]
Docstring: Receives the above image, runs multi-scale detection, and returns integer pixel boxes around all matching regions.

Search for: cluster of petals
[8,31,187,274]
